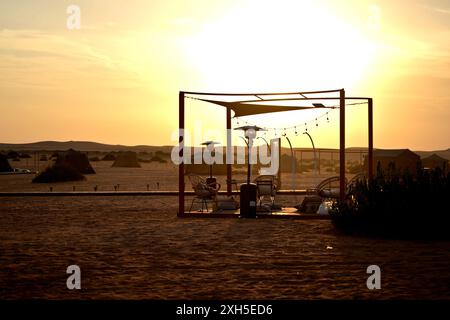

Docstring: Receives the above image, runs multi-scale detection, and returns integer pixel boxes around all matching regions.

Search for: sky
[0,0,449,150]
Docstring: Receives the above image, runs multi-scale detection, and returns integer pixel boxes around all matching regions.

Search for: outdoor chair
[188,174,221,212]
[254,175,279,209]
[296,176,348,213]
[347,172,367,192]
[306,175,348,199]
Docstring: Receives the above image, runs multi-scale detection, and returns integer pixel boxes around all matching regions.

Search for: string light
[231,102,362,137]
[193,97,367,133]
[233,107,341,132]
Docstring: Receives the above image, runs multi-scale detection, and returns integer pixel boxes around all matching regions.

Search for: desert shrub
[348,162,363,174]
[7,151,20,159]
[330,165,450,239]
[150,155,167,163]
[32,163,85,183]
[102,153,116,161]
[19,153,32,159]
[155,151,170,158]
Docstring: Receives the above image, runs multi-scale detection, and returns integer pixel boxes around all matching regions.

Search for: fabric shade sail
[195,98,323,117]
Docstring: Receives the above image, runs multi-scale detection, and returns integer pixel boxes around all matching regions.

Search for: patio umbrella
[234,126,265,184]
[201,141,220,178]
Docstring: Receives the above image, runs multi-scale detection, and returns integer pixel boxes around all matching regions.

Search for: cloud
[0,29,146,90]
[423,5,450,15]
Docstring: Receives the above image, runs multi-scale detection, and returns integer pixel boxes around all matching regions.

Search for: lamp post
[201,141,220,184]
[234,125,265,218]
[235,126,265,184]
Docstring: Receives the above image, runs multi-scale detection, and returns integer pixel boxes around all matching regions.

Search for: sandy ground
[1,195,449,300]
[0,158,348,192]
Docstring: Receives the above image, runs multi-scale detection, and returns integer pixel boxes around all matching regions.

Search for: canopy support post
[178,92,185,215]
[339,89,346,202]
[368,98,374,181]
[226,107,232,196]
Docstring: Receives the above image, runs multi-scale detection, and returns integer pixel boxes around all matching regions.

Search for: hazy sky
[0,0,449,150]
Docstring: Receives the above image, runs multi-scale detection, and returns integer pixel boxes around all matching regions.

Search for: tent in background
[0,153,13,172]
[56,149,96,174]
[422,153,449,171]
[112,151,141,168]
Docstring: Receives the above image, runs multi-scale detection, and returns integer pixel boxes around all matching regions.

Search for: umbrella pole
[247,137,252,184]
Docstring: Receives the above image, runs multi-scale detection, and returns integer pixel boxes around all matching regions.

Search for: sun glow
[1,0,449,149]
[179,0,378,148]
[182,0,377,93]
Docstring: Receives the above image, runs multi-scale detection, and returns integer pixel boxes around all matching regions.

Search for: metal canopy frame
[178,89,374,215]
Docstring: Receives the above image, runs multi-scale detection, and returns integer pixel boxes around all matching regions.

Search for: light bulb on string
[315,118,318,127]
[282,128,287,137]
[326,112,329,123]
[294,126,298,135]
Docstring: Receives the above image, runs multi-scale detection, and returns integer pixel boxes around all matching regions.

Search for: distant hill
[414,149,450,161]
[0,141,173,153]
[0,141,449,160]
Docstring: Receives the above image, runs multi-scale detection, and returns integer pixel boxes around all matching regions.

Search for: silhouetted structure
[56,149,96,174]
[365,149,420,173]
[33,149,94,183]
[0,153,13,172]
[32,163,85,183]
[6,151,19,159]
[422,153,449,171]
[112,151,141,168]
[178,89,374,216]
[19,153,32,159]
[102,153,116,161]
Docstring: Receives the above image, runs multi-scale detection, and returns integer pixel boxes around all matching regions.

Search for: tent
[56,149,96,174]
[102,153,116,161]
[0,153,13,172]
[112,151,141,168]
[422,153,449,171]
[32,163,85,183]
[365,149,420,174]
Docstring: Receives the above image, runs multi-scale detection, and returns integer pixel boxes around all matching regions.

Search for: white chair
[254,175,278,209]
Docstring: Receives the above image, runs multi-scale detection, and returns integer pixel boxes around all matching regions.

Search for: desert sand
[1,194,449,299]
[0,159,449,299]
